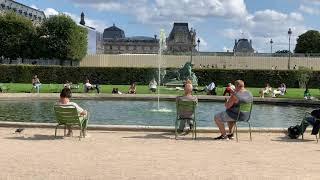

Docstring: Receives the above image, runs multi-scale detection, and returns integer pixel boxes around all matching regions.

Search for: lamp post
[270,39,273,54]
[190,28,196,63]
[197,38,200,52]
[288,28,292,69]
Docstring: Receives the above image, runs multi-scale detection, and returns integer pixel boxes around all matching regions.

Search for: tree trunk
[60,59,65,66]
[70,60,73,66]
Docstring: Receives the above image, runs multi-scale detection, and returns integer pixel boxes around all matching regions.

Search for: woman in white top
[58,88,87,136]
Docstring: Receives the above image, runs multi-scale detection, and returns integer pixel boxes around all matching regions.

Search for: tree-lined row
[0,12,87,65]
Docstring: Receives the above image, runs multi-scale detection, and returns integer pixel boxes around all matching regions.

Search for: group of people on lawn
[259,83,287,98]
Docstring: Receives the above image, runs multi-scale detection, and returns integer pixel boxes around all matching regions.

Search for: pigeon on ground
[15,128,24,134]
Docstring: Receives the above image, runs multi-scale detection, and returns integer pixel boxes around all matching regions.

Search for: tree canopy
[294,30,320,54]
[0,12,36,60]
[0,13,88,64]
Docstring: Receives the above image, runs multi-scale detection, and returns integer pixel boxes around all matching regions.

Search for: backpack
[288,125,302,139]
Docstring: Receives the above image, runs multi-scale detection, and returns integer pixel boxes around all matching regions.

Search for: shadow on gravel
[5,134,63,141]
[271,136,315,143]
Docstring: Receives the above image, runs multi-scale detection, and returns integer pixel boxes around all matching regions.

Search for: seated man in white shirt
[84,79,100,93]
[194,81,217,95]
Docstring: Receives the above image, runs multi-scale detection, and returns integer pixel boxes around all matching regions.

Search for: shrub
[0,65,320,88]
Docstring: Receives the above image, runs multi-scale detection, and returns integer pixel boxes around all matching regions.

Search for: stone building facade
[166,23,197,53]
[103,24,159,54]
[233,38,255,55]
[0,0,45,25]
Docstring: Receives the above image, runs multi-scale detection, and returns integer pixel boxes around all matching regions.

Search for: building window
[110,45,112,50]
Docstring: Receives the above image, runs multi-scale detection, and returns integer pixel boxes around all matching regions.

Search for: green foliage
[1,65,320,88]
[275,50,291,54]
[39,15,88,62]
[295,67,313,88]
[295,30,320,53]
[0,13,88,63]
[0,12,36,61]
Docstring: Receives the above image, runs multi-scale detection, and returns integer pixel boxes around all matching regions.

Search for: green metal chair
[0,83,9,93]
[234,102,253,142]
[54,105,88,140]
[175,99,197,140]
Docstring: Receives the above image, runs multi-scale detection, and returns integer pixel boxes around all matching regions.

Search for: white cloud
[30,4,39,10]
[197,37,208,51]
[70,0,248,24]
[42,7,107,32]
[299,5,320,15]
[221,9,306,52]
[223,46,232,52]
[65,0,309,52]
[44,8,59,17]
[63,12,107,32]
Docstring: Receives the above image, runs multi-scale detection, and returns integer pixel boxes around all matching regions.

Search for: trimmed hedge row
[0,65,319,88]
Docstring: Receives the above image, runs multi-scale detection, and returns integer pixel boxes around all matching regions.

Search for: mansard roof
[168,22,191,41]
[103,24,125,39]
[233,39,254,53]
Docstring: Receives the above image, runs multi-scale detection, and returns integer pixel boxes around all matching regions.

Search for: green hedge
[0,65,319,88]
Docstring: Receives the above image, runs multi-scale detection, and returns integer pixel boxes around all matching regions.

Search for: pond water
[0,100,313,128]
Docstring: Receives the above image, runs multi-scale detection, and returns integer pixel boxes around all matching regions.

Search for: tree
[294,30,320,54]
[0,12,36,63]
[39,15,87,65]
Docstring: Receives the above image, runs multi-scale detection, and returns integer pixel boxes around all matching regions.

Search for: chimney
[250,39,252,46]
[235,39,237,46]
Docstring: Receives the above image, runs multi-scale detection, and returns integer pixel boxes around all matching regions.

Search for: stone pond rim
[0,93,319,107]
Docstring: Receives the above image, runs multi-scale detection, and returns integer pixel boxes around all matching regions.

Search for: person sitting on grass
[194,81,216,95]
[128,82,136,94]
[112,88,122,94]
[84,79,100,94]
[57,88,88,136]
[64,80,72,89]
[223,83,235,96]
[259,83,272,98]
[31,75,41,93]
[213,80,253,140]
[272,83,286,98]
[149,78,157,93]
[176,83,198,134]
[304,87,314,100]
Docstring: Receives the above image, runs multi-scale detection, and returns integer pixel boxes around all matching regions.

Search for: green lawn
[0,83,319,99]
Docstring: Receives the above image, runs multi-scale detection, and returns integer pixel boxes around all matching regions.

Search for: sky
[15,0,320,53]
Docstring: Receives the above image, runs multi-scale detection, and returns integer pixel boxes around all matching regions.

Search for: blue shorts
[215,111,235,122]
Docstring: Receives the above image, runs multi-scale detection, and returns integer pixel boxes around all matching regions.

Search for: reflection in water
[0,100,313,128]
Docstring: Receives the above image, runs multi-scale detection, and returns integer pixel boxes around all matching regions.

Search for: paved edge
[0,93,319,107]
[0,121,294,133]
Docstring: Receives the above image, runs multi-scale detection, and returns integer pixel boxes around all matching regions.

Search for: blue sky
[16,0,320,52]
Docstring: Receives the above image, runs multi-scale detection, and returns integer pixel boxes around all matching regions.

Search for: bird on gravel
[15,128,24,134]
